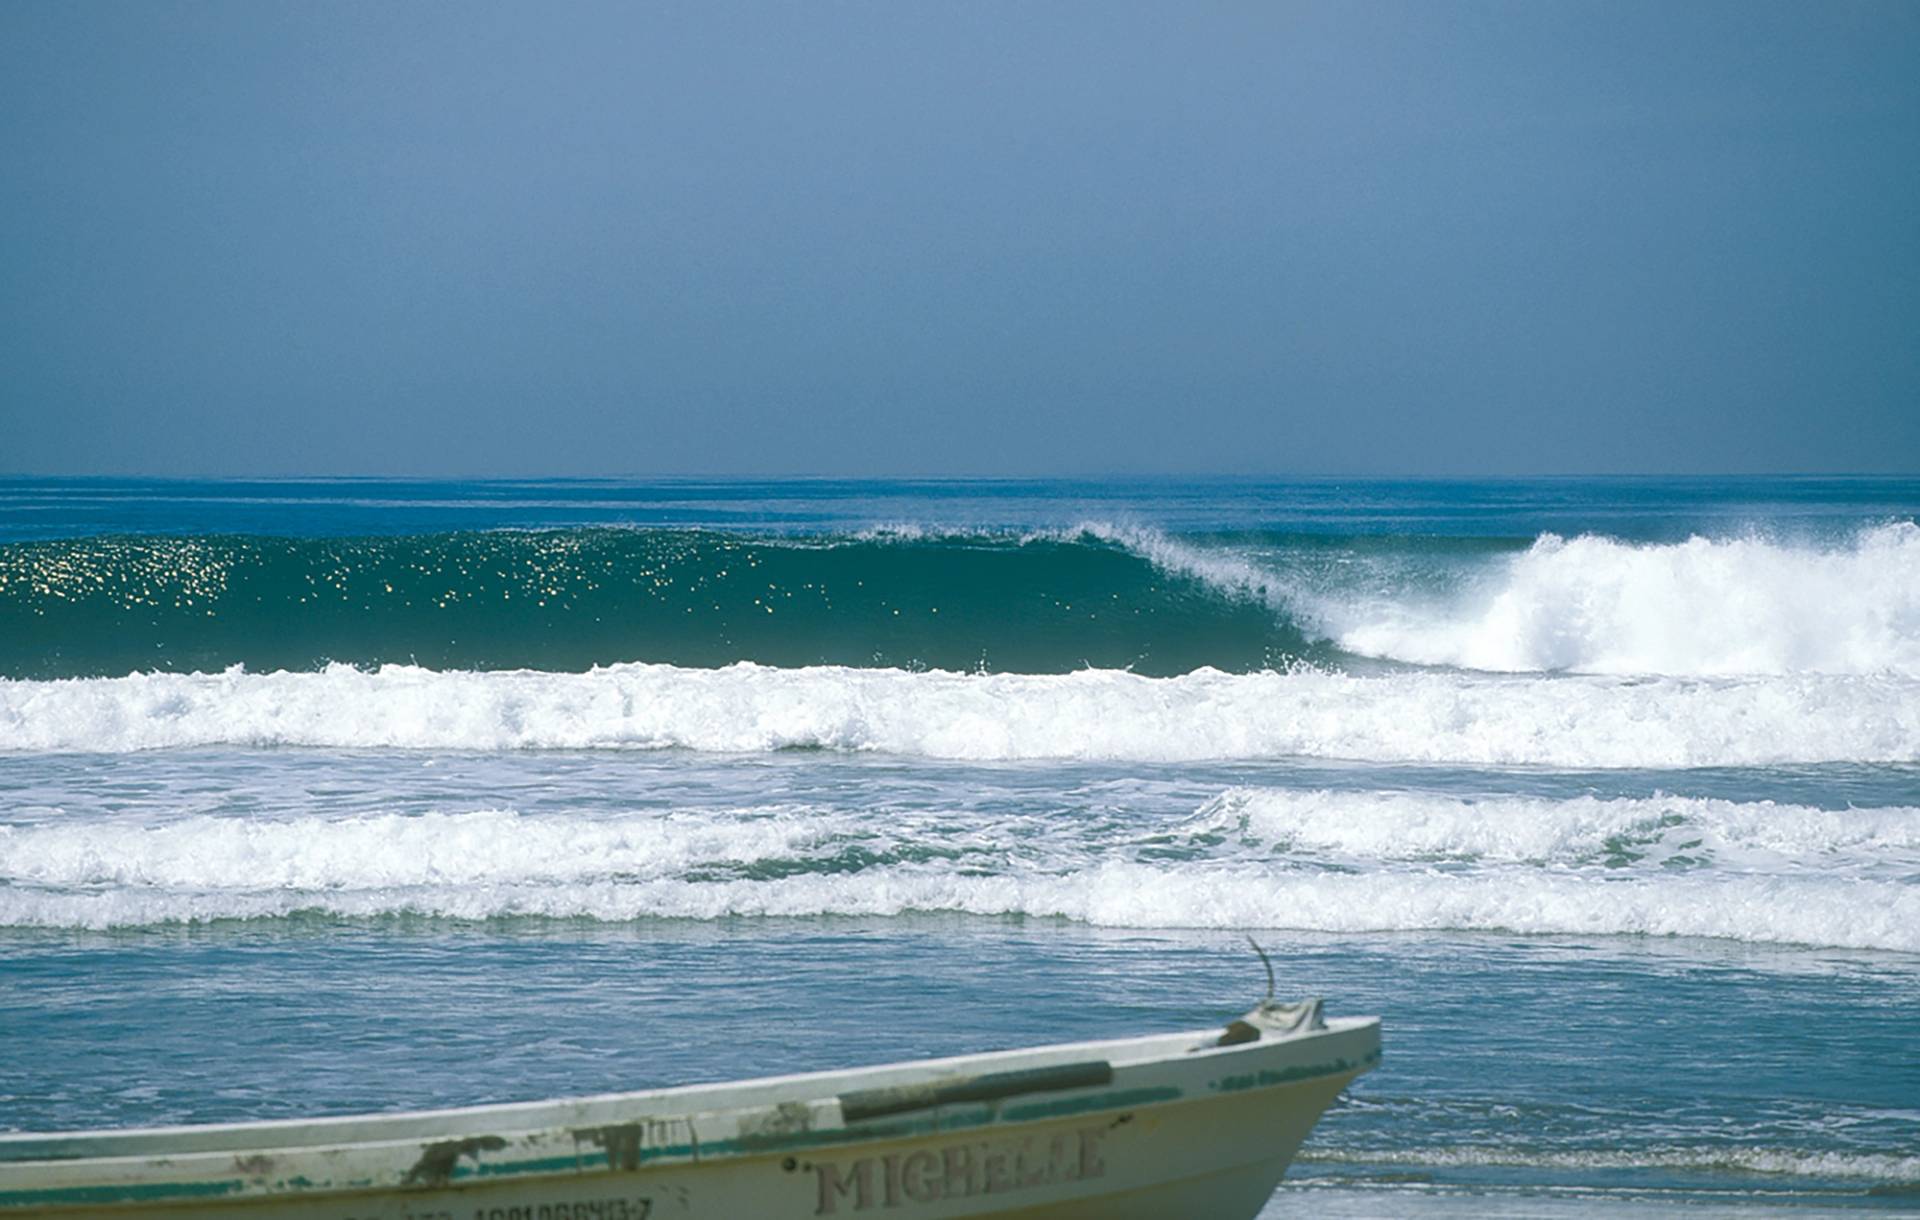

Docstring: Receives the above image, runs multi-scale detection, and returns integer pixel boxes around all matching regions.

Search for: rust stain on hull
[403,1135,508,1187]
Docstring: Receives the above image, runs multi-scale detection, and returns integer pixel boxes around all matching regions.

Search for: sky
[2,1,1917,478]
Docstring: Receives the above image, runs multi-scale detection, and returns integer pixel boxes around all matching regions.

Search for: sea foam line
[4,863,1916,952]
[1191,788,1920,872]
[0,807,842,890]
[11,792,1912,891]
[8,792,1917,948]
[3,661,1917,766]
[1296,1144,1920,1182]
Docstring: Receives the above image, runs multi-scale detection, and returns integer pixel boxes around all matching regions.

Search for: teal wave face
[0,529,1314,678]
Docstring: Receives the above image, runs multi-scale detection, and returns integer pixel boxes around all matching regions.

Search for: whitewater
[1089,518,1920,677]
[6,790,1917,951]
[5,660,1918,766]
[3,477,1917,1214]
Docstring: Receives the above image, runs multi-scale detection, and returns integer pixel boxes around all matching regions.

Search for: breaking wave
[4,521,1916,680]
[1301,521,1920,677]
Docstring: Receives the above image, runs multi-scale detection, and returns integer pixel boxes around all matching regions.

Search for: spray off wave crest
[4,661,1919,765]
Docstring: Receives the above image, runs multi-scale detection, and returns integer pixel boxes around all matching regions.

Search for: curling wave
[0,527,1304,679]
[7,520,1917,682]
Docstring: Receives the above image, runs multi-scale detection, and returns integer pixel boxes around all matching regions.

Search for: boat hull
[2,1016,1378,1220]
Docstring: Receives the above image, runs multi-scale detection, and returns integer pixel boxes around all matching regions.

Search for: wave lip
[4,661,1918,767]
[1317,522,1920,677]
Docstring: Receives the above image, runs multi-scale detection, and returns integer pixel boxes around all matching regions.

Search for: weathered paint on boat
[0,1004,1379,1219]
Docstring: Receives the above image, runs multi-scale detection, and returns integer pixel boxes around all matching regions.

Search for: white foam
[1190,789,1920,873]
[0,807,836,890]
[13,791,1911,890]
[3,662,1916,766]
[5,859,1915,951]
[1081,519,1920,677]
[1297,1144,1920,1181]
[1321,523,1920,677]
[5,794,1917,950]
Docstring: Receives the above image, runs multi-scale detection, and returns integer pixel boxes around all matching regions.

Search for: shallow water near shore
[3,477,1917,1214]
[5,918,1916,1213]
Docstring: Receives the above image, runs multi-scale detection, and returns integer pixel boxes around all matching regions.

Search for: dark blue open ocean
[2,477,1917,1216]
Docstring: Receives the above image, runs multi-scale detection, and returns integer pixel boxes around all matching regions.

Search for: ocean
[1,476,1916,1216]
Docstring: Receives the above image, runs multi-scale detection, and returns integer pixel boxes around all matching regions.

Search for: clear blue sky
[3,1,1916,476]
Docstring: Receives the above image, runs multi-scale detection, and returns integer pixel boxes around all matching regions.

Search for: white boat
[0,997,1378,1219]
